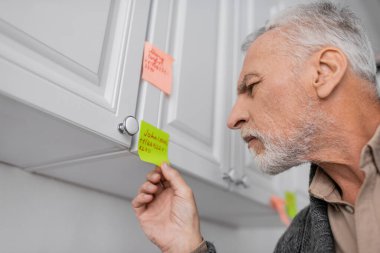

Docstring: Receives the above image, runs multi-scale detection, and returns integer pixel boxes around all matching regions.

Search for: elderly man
[132,1,380,252]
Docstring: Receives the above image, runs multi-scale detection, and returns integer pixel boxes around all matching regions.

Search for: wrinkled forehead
[247,30,288,61]
[238,30,294,83]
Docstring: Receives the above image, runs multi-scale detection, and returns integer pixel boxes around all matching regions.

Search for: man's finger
[139,181,159,194]
[132,193,153,216]
[160,163,192,197]
[146,167,162,183]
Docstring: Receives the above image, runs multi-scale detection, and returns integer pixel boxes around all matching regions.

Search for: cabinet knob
[235,175,249,188]
[118,116,139,136]
[222,169,237,183]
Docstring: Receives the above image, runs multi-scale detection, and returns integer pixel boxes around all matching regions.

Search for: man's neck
[309,100,380,205]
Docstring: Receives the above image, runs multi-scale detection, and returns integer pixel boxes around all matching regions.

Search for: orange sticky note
[142,42,174,95]
[270,196,290,226]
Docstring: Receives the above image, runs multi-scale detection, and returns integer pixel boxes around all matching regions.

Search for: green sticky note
[285,191,298,219]
[138,120,170,166]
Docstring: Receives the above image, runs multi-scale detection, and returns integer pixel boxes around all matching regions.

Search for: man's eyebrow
[237,73,260,94]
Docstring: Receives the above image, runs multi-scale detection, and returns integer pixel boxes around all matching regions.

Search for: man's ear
[312,47,348,99]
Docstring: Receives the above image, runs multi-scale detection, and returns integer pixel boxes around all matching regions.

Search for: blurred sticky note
[142,42,174,95]
[138,120,170,166]
[270,195,290,226]
[285,191,298,219]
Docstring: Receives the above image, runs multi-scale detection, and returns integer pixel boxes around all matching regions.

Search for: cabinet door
[0,0,150,147]
[230,0,311,206]
[132,0,235,185]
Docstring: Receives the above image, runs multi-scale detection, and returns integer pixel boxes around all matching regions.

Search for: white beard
[241,102,333,175]
[245,126,313,175]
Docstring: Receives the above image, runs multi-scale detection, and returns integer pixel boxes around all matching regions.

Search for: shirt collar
[363,125,380,173]
[309,167,354,206]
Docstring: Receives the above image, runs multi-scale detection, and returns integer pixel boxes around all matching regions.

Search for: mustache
[240,127,264,143]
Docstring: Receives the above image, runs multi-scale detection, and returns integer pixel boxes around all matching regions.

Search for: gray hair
[242,1,377,86]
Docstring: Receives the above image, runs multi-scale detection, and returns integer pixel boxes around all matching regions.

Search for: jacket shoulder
[274,205,310,253]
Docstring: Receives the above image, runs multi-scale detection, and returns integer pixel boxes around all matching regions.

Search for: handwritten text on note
[142,42,174,95]
[138,120,170,166]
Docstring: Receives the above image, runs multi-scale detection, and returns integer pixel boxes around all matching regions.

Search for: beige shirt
[309,126,380,253]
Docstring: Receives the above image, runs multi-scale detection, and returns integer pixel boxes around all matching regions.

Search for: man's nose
[227,102,249,130]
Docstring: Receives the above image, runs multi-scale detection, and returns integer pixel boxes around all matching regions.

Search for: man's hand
[132,163,203,253]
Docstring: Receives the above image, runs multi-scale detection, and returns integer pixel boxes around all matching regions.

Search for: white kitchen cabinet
[0,0,238,197]
[223,0,279,205]
[36,0,288,226]
[130,0,235,187]
[0,0,151,167]
[0,0,293,227]
[227,0,310,207]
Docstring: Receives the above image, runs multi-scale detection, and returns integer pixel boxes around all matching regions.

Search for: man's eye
[247,82,259,96]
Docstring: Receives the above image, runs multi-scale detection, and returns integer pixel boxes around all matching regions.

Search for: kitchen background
[0,0,379,252]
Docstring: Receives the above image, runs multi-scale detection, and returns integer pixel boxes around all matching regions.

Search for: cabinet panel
[0,0,110,73]
[0,0,151,147]
[163,0,220,167]
[167,0,218,145]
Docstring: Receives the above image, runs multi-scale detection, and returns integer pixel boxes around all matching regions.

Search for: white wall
[0,162,158,253]
[0,162,285,253]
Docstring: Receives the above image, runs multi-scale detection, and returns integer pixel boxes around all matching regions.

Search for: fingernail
[162,163,168,170]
